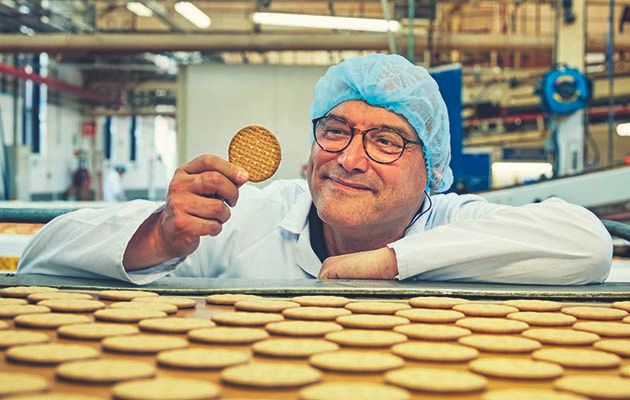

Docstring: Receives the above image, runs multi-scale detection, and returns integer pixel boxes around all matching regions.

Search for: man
[18,54,612,285]
[103,164,127,202]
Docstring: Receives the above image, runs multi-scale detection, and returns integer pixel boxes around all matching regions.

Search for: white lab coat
[103,169,126,202]
[18,179,612,285]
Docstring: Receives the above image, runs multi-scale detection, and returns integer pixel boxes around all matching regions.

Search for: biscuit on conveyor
[335,314,409,329]
[188,326,269,344]
[384,367,487,393]
[265,320,342,337]
[228,125,281,182]
[612,301,630,312]
[395,308,464,323]
[532,348,621,368]
[593,339,630,357]
[1,392,104,400]
[221,362,322,388]
[300,382,410,400]
[455,317,529,333]
[482,389,588,400]
[324,329,407,348]
[132,295,196,309]
[501,299,562,312]
[139,317,215,333]
[309,350,404,373]
[27,291,94,302]
[58,322,139,340]
[408,296,469,309]
[234,299,299,313]
[0,330,49,349]
[394,323,471,341]
[554,375,630,400]
[205,293,261,305]
[345,301,410,315]
[572,321,630,337]
[56,359,155,383]
[0,320,8,329]
[97,289,158,301]
[6,343,100,364]
[469,358,564,380]
[521,328,600,345]
[157,348,251,369]
[506,311,576,326]
[0,371,48,397]
[253,338,339,358]
[291,295,350,307]
[561,306,628,320]
[15,312,91,329]
[453,303,518,317]
[0,297,27,305]
[113,377,221,400]
[36,299,105,313]
[211,311,283,326]
[0,304,50,318]
[102,334,188,354]
[109,301,177,314]
[621,365,630,377]
[283,306,351,321]
[0,286,58,298]
[391,342,478,363]
[94,308,167,322]
[458,334,541,353]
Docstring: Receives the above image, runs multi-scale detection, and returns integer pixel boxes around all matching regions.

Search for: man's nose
[338,133,369,173]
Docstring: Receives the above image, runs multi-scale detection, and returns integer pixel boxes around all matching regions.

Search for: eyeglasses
[312,115,422,164]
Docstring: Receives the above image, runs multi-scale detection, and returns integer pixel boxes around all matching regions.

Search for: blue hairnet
[310,53,453,193]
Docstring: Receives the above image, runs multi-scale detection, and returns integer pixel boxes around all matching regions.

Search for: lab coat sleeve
[388,196,612,285]
[18,200,182,285]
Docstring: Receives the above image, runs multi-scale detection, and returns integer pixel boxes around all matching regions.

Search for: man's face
[307,100,428,233]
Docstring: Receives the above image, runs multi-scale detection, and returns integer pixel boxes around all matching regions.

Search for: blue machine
[536,65,591,115]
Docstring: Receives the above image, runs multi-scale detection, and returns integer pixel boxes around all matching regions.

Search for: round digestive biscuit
[469,358,564,380]
[253,338,339,358]
[97,289,158,301]
[0,297,27,305]
[221,362,321,388]
[234,299,299,313]
[132,295,196,309]
[0,320,8,329]
[458,334,541,353]
[336,314,409,329]
[309,350,404,373]
[291,295,350,307]
[15,312,91,329]
[394,323,471,340]
[27,291,93,302]
[102,334,187,354]
[0,286,58,298]
[0,304,50,318]
[532,348,620,368]
[453,303,518,317]
[593,339,630,357]
[325,329,407,348]
[562,306,628,320]
[58,322,139,340]
[56,359,155,383]
[522,328,600,345]
[345,301,410,315]
[391,342,478,362]
[0,330,49,348]
[300,382,410,400]
[482,389,588,400]
[612,301,630,312]
[554,375,630,400]
[6,343,99,364]
[283,306,351,321]
[573,321,630,337]
[625,315,630,323]
[265,320,342,337]
[384,367,487,393]
[158,348,251,369]
[501,299,562,312]
[455,317,529,333]
[95,308,167,322]
[109,301,177,314]
[37,299,105,313]
[189,326,269,344]
[139,317,214,333]
[211,311,283,326]
[205,293,260,305]
[3,393,104,400]
[0,371,48,397]
[228,125,281,182]
[621,365,630,377]
[113,377,221,400]
[408,296,469,309]
[507,311,576,326]
[395,308,464,323]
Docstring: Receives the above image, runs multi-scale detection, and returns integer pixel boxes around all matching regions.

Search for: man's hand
[318,247,399,280]
[123,154,248,270]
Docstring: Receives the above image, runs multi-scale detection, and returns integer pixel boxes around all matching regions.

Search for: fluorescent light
[175,2,211,28]
[617,122,630,137]
[126,2,153,17]
[252,12,400,33]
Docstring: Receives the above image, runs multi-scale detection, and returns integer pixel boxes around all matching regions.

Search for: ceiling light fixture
[251,12,400,33]
[617,122,630,137]
[174,2,211,29]
[126,2,153,17]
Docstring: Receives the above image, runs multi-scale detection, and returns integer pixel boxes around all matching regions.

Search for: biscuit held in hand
[229,125,281,182]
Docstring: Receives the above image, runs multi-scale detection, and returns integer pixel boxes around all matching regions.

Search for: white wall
[178,64,327,182]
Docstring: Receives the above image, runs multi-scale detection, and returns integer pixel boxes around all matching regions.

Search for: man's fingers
[190,171,240,207]
[168,210,224,237]
[182,154,249,186]
[181,195,231,223]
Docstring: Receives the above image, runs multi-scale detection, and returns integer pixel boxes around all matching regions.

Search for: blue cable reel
[536,65,592,115]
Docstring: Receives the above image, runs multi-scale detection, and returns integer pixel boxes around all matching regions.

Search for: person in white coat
[18,54,612,285]
[103,164,127,202]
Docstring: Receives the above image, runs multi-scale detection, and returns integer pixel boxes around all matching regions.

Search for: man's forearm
[123,212,174,271]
